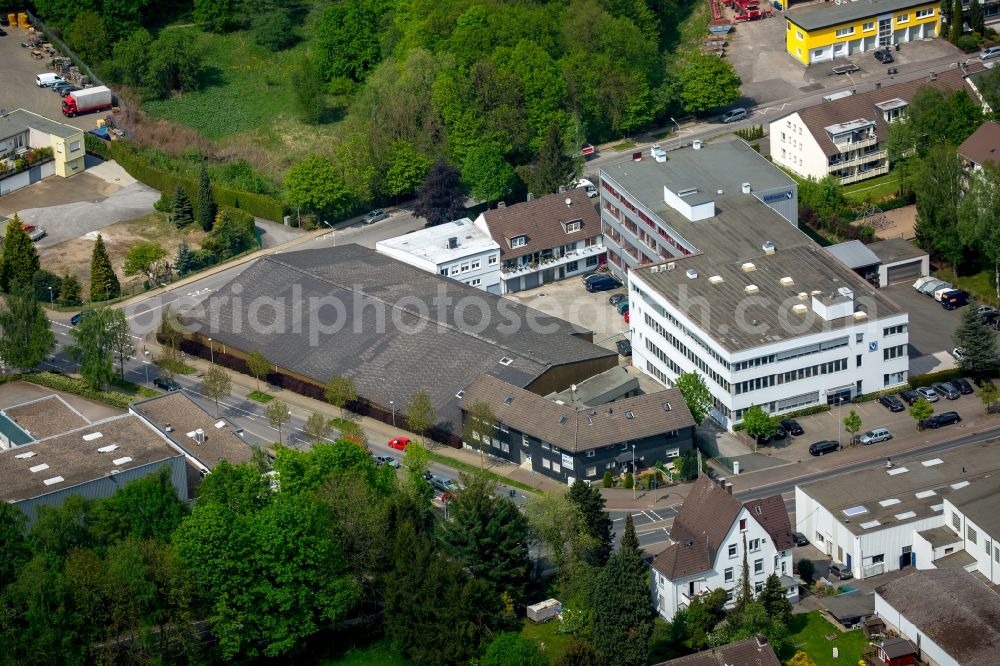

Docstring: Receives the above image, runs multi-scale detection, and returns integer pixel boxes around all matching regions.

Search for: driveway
[23,181,160,248]
[880,282,964,362]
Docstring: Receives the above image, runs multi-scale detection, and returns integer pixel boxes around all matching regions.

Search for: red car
[624,311,630,323]
[388,437,410,451]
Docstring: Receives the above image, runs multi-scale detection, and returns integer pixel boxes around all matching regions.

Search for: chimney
[565,197,572,208]
[725,482,733,495]
[448,236,458,249]
[558,185,566,193]
[497,201,506,208]
[717,476,727,488]
[527,192,534,201]
[875,81,881,89]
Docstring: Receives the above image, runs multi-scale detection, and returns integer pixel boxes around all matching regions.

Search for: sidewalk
[162,339,568,494]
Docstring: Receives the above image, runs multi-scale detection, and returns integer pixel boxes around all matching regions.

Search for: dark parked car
[780,419,803,436]
[585,275,621,292]
[792,532,809,547]
[809,440,840,456]
[878,394,905,412]
[616,339,632,356]
[609,293,627,306]
[922,411,962,429]
[756,426,786,446]
[932,381,960,400]
[952,377,974,395]
[898,389,921,406]
[874,47,894,63]
[828,564,853,580]
[153,377,181,391]
[615,300,630,315]
[70,310,96,326]
[57,85,81,98]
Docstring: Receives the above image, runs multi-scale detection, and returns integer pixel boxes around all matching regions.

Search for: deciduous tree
[910,396,934,431]
[405,389,436,442]
[302,412,333,443]
[285,155,354,222]
[525,491,587,575]
[266,399,291,444]
[58,273,82,306]
[65,10,111,64]
[202,365,232,417]
[89,233,121,302]
[519,121,579,197]
[758,573,793,626]
[462,400,496,468]
[89,467,189,544]
[245,349,271,392]
[978,380,999,413]
[315,0,384,82]
[107,308,135,381]
[123,241,167,285]
[679,53,742,114]
[194,0,236,33]
[324,375,357,418]
[969,0,985,34]
[67,307,115,389]
[843,409,862,446]
[385,140,433,198]
[413,160,466,226]
[0,283,54,371]
[462,144,516,203]
[742,405,776,450]
[675,371,712,425]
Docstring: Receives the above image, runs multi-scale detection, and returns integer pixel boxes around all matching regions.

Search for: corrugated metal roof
[824,240,882,269]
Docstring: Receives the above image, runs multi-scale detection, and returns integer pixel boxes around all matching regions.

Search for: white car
[571,178,598,198]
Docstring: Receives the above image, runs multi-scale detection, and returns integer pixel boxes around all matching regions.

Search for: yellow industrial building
[785,0,941,65]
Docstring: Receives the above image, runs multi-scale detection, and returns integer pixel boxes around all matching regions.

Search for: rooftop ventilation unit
[651,144,667,162]
[666,262,676,271]
[195,429,206,444]
[692,139,702,150]
[83,432,103,441]
[214,420,226,429]
[744,284,759,294]
[810,289,822,296]
[762,241,776,254]
[97,444,118,453]
[43,476,64,486]
[709,275,724,284]
[717,189,724,195]
[853,310,868,320]
[448,237,458,249]
[677,187,698,197]
[792,303,808,314]
[29,463,49,473]
[741,262,756,272]
[685,269,698,279]
[112,456,132,466]
[526,192,534,201]
[741,182,751,194]
[798,291,809,301]
[558,185,566,193]
[779,276,794,287]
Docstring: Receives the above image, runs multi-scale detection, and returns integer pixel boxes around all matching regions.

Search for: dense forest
[29,0,735,220]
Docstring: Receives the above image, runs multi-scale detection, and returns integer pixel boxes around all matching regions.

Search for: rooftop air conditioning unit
[195,429,206,444]
[666,262,676,271]
[792,303,808,314]
[686,269,698,279]
[779,276,794,287]
[762,241,776,254]
[798,292,809,301]
[651,144,667,162]
[448,237,458,249]
[741,182,752,194]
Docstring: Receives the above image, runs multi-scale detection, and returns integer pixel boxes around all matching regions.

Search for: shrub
[603,470,613,488]
[908,367,994,388]
[20,372,132,409]
[624,472,634,489]
[253,11,298,51]
[797,558,815,582]
[154,191,173,213]
[732,403,830,431]
[955,35,980,52]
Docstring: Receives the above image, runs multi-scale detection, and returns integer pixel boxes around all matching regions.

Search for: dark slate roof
[787,0,939,31]
[652,637,781,666]
[478,188,601,261]
[459,374,693,453]
[794,67,982,158]
[822,590,875,622]
[191,245,615,432]
[744,495,796,552]
[881,637,917,659]
[876,570,1000,664]
[958,120,1000,167]
[651,533,712,580]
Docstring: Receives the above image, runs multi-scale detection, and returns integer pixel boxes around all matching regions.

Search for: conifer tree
[592,514,653,665]
[58,274,82,306]
[89,234,120,302]
[0,283,54,369]
[197,162,217,232]
[172,185,194,228]
[0,214,40,292]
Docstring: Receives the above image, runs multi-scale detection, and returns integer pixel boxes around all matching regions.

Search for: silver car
[981,46,1000,61]
[859,428,892,445]
[916,386,939,403]
[362,209,390,225]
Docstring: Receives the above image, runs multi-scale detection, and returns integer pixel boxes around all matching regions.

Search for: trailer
[832,63,860,75]
[526,599,562,624]
[709,18,733,34]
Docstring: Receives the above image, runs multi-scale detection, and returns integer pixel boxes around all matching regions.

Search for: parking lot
[881,282,963,359]
[725,5,964,108]
[0,24,100,132]
[503,275,631,355]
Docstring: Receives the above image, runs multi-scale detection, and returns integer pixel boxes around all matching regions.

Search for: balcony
[833,134,878,152]
[829,149,887,170]
[500,243,605,276]
[838,163,889,185]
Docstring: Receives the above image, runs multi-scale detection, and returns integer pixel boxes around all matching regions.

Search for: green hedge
[16,372,134,409]
[731,403,831,432]
[85,134,112,159]
[102,141,285,222]
[908,367,998,388]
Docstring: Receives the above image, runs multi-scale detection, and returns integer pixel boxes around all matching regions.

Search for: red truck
[62,86,113,117]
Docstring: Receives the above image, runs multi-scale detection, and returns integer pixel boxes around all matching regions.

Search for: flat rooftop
[375,218,498,264]
[787,0,933,31]
[799,441,1000,537]
[825,240,881,270]
[633,244,903,352]
[0,108,82,140]
[131,391,253,471]
[866,239,927,265]
[601,138,802,262]
[4,395,90,440]
[0,414,181,502]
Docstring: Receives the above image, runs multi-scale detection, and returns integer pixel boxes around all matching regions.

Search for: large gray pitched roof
[190,245,615,432]
[653,637,781,666]
[876,570,1000,664]
[459,374,693,453]
[787,0,940,31]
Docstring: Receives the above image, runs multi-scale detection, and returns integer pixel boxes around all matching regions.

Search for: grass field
[783,611,868,666]
[842,172,903,202]
[520,618,572,663]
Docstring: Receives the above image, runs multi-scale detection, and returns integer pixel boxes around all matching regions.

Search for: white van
[35,73,65,88]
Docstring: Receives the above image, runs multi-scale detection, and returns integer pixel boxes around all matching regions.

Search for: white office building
[375,218,502,294]
[602,137,909,428]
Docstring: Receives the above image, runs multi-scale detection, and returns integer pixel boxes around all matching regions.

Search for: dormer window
[510,235,527,248]
[564,219,582,233]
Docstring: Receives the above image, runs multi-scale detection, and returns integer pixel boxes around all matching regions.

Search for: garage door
[886,260,922,285]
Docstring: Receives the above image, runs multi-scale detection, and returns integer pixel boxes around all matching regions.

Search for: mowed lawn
[520,618,572,663]
[783,610,868,666]
[143,29,305,139]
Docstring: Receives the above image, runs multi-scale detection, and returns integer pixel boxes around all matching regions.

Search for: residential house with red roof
[649,475,798,621]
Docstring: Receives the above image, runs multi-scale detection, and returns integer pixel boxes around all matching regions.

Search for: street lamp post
[47,286,53,304]
[632,444,637,501]
[143,350,150,386]
[390,400,396,427]
[208,337,214,364]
